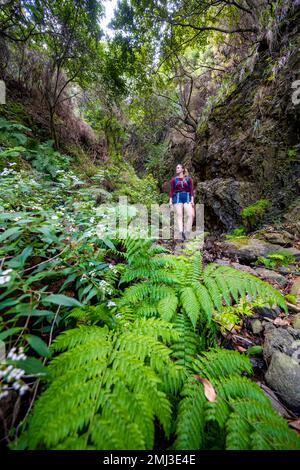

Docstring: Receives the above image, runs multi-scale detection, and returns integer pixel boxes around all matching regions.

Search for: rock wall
[176,17,300,233]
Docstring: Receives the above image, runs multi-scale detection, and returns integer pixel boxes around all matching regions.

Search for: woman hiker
[169,163,195,241]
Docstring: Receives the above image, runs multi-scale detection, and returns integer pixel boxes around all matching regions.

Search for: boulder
[292,313,300,333]
[263,231,294,246]
[215,259,257,275]
[279,247,300,261]
[251,319,263,335]
[221,238,283,263]
[283,198,300,238]
[231,262,257,276]
[263,323,300,363]
[197,178,260,232]
[290,278,300,302]
[254,305,281,320]
[254,267,288,287]
[265,351,300,412]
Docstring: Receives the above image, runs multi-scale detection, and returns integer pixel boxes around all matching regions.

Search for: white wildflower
[2,269,13,275]
[0,275,11,285]
[0,390,9,400]
[107,301,117,308]
[19,385,29,396]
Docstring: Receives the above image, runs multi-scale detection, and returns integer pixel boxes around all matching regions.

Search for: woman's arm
[189,178,194,203]
[169,177,175,204]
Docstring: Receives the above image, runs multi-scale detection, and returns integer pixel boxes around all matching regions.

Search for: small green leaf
[102,237,116,250]
[43,294,82,307]
[6,357,49,377]
[0,327,23,341]
[247,346,263,356]
[0,227,22,242]
[7,245,33,268]
[15,309,55,317]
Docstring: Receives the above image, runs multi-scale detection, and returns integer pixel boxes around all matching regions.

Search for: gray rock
[251,319,263,334]
[254,267,288,287]
[263,324,300,363]
[292,313,300,333]
[231,262,257,276]
[254,305,281,320]
[215,259,231,266]
[279,247,300,261]
[265,351,300,412]
[197,178,260,232]
[290,278,300,301]
[222,238,283,263]
[221,237,300,264]
[278,267,290,275]
[263,231,294,246]
[215,259,257,275]
[283,199,300,238]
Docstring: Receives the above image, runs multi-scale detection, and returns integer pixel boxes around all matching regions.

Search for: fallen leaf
[236,345,247,352]
[273,317,290,327]
[193,375,217,402]
[289,419,300,431]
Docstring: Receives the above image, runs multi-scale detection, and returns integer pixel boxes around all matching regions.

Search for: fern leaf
[157,292,178,321]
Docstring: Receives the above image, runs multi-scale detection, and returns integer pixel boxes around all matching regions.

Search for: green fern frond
[193,349,253,381]
[203,273,223,310]
[191,282,214,323]
[50,325,109,353]
[21,318,179,450]
[251,423,300,450]
[157,292,178,321]
[67,304,115,327]
[174,349,300,450]
[135,303,158,317]
[207,264,287,313]
[184,252,203,284]
[174,377,206,450]
[171,313,199,368]
[180,286,201,329]
[120,267,176,284]
[120,282,174,305]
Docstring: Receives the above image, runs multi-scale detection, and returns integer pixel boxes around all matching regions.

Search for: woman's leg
[174,203,184,238]
[183,203,194,237]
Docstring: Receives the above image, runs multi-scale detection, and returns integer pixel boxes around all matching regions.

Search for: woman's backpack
[175,175,189,189]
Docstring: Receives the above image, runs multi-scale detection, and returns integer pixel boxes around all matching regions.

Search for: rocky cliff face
[172,17,300,233]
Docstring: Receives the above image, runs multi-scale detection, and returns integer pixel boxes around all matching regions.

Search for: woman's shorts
[172,191,191,204]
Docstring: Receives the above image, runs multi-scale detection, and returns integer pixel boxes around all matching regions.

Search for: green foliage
[213,297,266,333]
[13,319,183,450]
[285,293,297,305]
[256,251,296,269]
[115,238,287,331]
[174,349,300,450]
[0,117,30,147]
[8,235,298,450]
[242,199,270,230]
[287,145,299,163]
[225,226,246,240]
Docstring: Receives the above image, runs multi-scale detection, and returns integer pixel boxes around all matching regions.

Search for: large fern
[15,318,184,450]
[174,349,300,450]
[115,237,287,332]
[14,237,296,451]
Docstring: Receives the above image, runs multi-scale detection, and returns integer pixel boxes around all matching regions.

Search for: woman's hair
[177,163,189,177]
